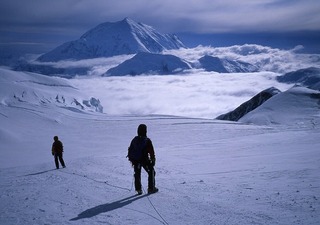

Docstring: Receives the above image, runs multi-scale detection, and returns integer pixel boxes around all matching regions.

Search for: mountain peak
[122,17,135,24]
[38,18,186,62]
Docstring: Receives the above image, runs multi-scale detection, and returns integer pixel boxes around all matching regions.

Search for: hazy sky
[1,0,320,54]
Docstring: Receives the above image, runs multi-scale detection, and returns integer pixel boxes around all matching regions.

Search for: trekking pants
[54,153,65,169]
[133,161,155,191]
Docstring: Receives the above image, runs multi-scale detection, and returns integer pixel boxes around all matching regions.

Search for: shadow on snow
[70,194,147,221]
[22,169,57,176]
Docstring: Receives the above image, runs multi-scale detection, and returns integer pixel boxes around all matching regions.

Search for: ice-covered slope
[37,18,185,62]
[239,86,320,126]
[0,67,103,113]
[105,52,191,76]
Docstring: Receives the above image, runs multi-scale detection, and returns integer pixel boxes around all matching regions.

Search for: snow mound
[239,86,320,126]
[0,67,103,113]
[199,55,258,73]
[105,52,191,76]
[37,18,186,62]
[217,87,281,121]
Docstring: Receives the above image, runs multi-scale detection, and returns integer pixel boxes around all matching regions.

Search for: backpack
[128,136,148,162]
[53,140,63,153]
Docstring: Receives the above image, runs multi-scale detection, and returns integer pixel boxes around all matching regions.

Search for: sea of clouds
[71,72,292,118]
[29,44,320,75]
[35,44,319,118]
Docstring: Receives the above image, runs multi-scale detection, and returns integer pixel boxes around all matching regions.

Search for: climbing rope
[58,170,133,191]
[142,186,169,225]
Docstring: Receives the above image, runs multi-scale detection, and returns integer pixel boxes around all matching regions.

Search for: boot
[148,187,158,194]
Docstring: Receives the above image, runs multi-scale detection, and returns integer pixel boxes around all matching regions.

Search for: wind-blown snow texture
[1,68,320,225]
[37,18,185,62]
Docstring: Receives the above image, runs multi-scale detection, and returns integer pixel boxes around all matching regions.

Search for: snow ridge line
[58,170,132,191]
[142,186,169,225]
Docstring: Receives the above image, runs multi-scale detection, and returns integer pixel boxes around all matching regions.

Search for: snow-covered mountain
[105,52,191,76]
[216,87,281,121]
[198,55,258,73]
[37,18,186,62]
[277,67,320,90]
[217,84,320,126]
[239,86,320,126]
[0,67,103,113]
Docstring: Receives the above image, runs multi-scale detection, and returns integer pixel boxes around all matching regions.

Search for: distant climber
[127,124,158,195]
[51,136,66,169]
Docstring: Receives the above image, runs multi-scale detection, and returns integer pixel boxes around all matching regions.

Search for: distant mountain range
[18,18,259,76]
[37,18,185,62]
[198,55,258,73]
[10,18,320,79]
[277,67,320,90]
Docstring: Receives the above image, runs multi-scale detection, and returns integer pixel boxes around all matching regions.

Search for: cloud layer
[66,44,319,119]
[30,44,320,75]
[71,72,292,119]
[1,0,320,34]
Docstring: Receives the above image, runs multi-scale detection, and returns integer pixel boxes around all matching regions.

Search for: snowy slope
[0,67,103,114]
[37,18,185,62]
[1,113,319,225]
[1,69,320,225]
[105,52,191,76]
[216,87,281,121]
[239,86,320,126]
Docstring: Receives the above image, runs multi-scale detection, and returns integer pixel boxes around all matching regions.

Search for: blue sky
[1,0,320,55]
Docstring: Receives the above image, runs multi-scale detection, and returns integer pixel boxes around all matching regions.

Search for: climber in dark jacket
[128,124,158,195]
[51,136,66,169]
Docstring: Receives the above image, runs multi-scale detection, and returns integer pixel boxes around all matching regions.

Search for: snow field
[1,67,319,224]
[1,110,319,224]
